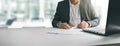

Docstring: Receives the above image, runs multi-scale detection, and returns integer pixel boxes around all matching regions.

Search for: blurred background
[0,0,62,28]
[0,0,109,28]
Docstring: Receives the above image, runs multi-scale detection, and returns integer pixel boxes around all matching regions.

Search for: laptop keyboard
[83,27,106,34]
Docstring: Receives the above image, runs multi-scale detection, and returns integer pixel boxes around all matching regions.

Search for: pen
[81,19,85,23]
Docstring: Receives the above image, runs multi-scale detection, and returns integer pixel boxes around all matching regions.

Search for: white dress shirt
[69,0,81,27]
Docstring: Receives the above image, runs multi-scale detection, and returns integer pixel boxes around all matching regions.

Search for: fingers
[77,21,89,29]
[58,21,89,29]
[58,23,72,29]
[78,21,83,28]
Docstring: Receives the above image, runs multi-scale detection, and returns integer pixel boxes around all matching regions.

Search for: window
[0,0,62,28]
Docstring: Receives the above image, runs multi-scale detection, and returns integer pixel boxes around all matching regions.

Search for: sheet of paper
[48,27,83,35]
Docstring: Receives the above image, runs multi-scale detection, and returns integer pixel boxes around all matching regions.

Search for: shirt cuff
[56,21,62,27]
[87,21,92,27]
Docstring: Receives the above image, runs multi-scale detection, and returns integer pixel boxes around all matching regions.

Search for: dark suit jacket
[52,0,100,27]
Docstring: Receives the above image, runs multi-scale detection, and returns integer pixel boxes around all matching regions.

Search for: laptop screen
[105,0,120,35]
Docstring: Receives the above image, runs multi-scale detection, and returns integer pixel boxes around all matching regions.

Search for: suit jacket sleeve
[52,2,61,27]
[87,17,100,27]
[79,0,100,27]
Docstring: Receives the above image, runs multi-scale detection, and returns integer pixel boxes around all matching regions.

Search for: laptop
[83,0,120,36]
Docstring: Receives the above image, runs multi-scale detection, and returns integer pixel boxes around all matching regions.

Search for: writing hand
[77,21,90,29]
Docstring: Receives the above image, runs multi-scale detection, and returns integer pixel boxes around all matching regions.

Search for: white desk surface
[0,27,120,46]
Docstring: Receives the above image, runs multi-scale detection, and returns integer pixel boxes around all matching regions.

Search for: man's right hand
[58,23,72,29]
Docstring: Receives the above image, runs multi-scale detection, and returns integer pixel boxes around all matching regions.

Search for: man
[52,0,100,29]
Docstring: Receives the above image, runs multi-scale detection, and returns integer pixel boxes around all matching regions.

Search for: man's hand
[77,21,90,29]
[58,23,72,29]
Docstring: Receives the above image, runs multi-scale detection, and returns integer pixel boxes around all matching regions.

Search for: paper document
[48,27,83,35]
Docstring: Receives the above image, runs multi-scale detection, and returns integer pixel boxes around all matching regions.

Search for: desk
[0,27,120,46]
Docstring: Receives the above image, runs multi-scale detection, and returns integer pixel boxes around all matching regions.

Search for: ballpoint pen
[81,19,85,24]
